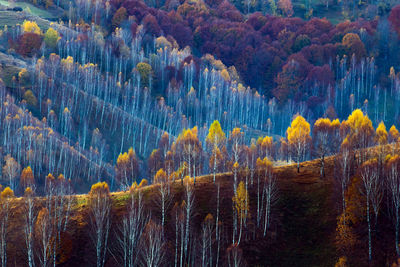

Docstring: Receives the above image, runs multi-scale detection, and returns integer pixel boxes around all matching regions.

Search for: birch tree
[183,177,194,264]
[359,159,379,262]
[387,155,400,256]
[24,187,36,267]
[88,182,111,267]
[287,114,311,173]
[201,214,214,267]
[35,208,53,267]
[0,187,14,267]
[139,220,165,267]
[206,121,226,183]
[118,187,147,267]
[313,118,333,177]
[2,155,20,191]
[154,169,172,234]
[232,181,249,245]
[336,137,353,225]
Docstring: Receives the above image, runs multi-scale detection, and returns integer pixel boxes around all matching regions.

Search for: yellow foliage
[220,69,230,82]
[184,126,198,139]
[128,147,136,159]
[287,114,311,147]
[24,187,34,197]
[314,117,332,129]
[209,146,224,171]
[331,118,340,128]
[18,68,29,84]
[130,181,138,192]
[204,213,214,222]
[260,135,273,147]
[206,120,226,148]
[334,256,348,267]
[188,86,196,96]
[46,173,55,182]
[58,174,65,182]
[155,36,172,49]
[61,56,74,70]
[345,175,365,225]
[154,168,167,184]
[256,157,273,169]
[89,181,109,196]
[20,166,34,188]
[117,152,129,166]
[138,179,148,188]
[233,161,239,169]
[346,109,365,130]
[390,125,400,142]
[335,213,356,254]
[257,135,273,157]
[22,20,41,34]
[375,121,388,145]
[1,187,14,199]
[345,109,374,148]
[229,127,244,151]
[232,181,250,219]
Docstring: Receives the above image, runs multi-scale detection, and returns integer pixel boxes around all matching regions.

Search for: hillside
[2,0,400,265]
[0,0,400,195]
[0,157,338,267]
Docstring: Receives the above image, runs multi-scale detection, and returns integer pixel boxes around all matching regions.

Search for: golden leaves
[22,20,41,35]
[206,120,226,148]
[154,168,168,184]
[232,181,250,220]
[375,121,388,145]
[287,114,311,146]
[0,187,14,200]
[89,181,110,196]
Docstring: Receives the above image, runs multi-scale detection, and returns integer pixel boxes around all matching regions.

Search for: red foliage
[306,64,334,89]
[389,5,400,36]
[143,14,161,36]
[112,7,127,29]
[246,12,268,31]
[106,0,377,101]
[17,33,42,57]
[299,18,333,39]
[216,0,243,22]
[273,54,311,103]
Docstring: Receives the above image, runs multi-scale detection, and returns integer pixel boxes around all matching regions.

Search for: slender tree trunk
[396,208,399,256]
[367,198,372,262]
[297,157,300,173]
[175,210,178,267]
[237,215,243,245]
[216,183,220,267]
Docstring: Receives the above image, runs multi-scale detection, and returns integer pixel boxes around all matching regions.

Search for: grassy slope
[3,157,338,267]
[0,0,57,19]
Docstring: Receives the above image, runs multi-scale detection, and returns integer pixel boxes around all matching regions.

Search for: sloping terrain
[3,157,338,266]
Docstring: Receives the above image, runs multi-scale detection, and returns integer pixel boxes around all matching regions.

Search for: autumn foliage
[287,114,311,172]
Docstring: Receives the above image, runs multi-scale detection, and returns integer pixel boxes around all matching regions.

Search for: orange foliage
[20,166,34,189]
[154,168,168,184]
[89,181,110,197]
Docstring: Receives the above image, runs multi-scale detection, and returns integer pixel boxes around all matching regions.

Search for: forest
[0,0,399,265]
